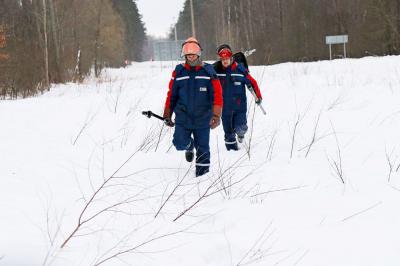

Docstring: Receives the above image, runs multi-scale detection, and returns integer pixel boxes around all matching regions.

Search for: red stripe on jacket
[211,79,223,107]
[164,70,176,109]
[246,73,262,99]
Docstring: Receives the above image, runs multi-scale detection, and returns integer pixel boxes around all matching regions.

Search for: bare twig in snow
[266,130,277,161]
[327,121,345,184]
[246,101,257,160]
[72,110,97,145]
[154,166,192,218]
[341,201,382,222]
[385,146,400,182]
[304,110,322,158]
[250,186,307,198]
[60,142,148,248]
[94,217,210,266]
[289,114,300,159]
[294,249,309,266]
[237,221,276,266]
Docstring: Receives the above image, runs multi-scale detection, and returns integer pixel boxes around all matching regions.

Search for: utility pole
[173,16,178,59]
[190,0,196,37]
[174,24,178,42]
[174,23,178,59]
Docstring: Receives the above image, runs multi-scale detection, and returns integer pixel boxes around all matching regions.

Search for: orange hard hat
[181,37,202,57]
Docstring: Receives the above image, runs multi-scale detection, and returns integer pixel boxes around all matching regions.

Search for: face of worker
[186,54,199,63]
[221,57,232,68]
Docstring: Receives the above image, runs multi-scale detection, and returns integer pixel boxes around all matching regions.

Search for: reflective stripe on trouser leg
[193,127,210,176]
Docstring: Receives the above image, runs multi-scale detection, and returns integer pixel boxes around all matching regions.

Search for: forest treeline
[171,0,400,64]
[0,0,146,98]
[1,0,399,98]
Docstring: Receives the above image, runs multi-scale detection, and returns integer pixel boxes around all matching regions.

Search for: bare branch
[304,110,322,158]
[341,201,382,222]
[327,120,345,184]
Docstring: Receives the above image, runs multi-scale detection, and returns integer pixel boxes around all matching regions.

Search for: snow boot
[196,166,209,177]
[226,141,239,151]
[185,150,194,162]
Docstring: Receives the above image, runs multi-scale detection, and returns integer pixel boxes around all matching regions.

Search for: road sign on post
[325,35,348,60]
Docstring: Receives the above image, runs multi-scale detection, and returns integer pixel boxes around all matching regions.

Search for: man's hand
[210,114,221,129]
[255,98,262,105]
[163,107,175,127]
[164,117,175,127]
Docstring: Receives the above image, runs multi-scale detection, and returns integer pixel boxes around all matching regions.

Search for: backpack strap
[212,61,224,74]
[235,62,250,75]
[203,63,218,79]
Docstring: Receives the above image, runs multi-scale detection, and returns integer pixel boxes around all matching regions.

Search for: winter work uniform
[164,37,223,176]
[214,45,262,151]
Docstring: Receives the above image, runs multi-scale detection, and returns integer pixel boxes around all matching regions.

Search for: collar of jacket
[222,61,238,71]
[184,63,203,71]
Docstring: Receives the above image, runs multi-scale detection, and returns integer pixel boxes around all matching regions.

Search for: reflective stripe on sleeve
[176,76,190,81]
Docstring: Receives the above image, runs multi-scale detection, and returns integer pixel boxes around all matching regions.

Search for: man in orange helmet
[163,37,223,177]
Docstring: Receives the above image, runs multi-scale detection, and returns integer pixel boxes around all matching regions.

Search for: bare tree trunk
[33,0,44,49]
[220,0,225,42]
[49,0,61,82]
[227,0,231,43]
[42,0,49,89]
[247,0,254,44]
[94,0,104,78]
[278,0,284,34]
[239,1,250,49]
[333,0,345,33]
[233,2,240,49]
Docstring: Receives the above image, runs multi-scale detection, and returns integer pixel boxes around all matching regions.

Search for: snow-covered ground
[1,56,400,266]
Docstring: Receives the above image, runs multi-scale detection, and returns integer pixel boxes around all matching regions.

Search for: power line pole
[190,0,196,37]
[174,24,178,42]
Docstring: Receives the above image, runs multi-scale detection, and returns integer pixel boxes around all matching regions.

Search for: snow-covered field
[1,56,400,266]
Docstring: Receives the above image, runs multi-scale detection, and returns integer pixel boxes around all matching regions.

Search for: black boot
[226,142,239,151]
[196,166,209,177]
[237,135,244,143]
[185,150,194,162]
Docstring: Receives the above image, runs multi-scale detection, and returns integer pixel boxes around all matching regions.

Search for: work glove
[210,114,221,129]
[163,107,175,127]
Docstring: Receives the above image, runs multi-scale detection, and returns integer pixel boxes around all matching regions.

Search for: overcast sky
[136,0,186,38]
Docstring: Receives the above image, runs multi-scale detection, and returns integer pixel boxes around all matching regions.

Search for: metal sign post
[325,35,348,60]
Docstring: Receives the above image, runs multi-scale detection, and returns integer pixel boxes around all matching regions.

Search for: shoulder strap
[233,52,249,71]
[235,62,249,75]
[212,61,223,73]
[203,63,218,79]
